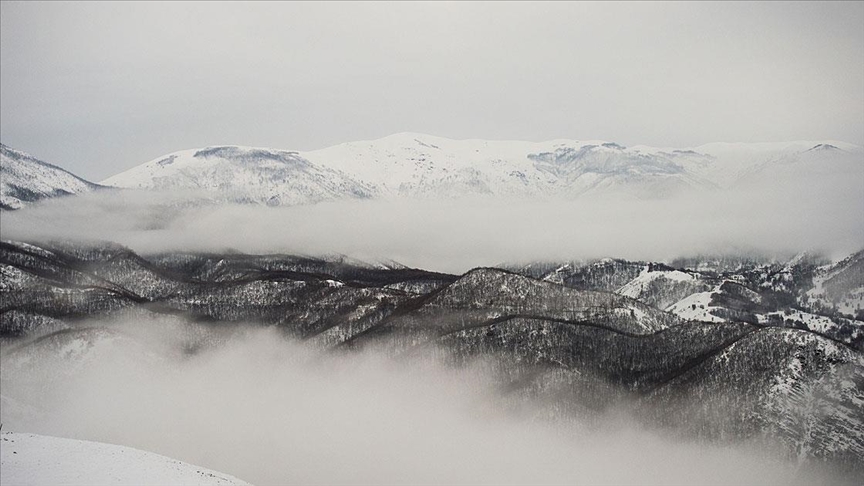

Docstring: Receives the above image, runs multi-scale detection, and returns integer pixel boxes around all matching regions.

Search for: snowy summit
[97,133,863,205]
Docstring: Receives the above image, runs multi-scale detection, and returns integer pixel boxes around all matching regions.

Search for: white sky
[1,1,863,180]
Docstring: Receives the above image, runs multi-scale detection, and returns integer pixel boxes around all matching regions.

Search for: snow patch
[665,287,725,323]
[0,432,251,486]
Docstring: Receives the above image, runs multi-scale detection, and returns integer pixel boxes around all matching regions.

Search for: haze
[2,1,863,180]
[1,166,861,273]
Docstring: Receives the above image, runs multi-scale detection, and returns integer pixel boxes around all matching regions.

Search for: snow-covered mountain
[4,135,859,208]
[805,249,864,318]
[101,134,863,204]
[0,144,101,210]
[101,145,375,206]
[508,251,864,348]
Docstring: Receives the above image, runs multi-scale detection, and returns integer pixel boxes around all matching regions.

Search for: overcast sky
[1,1,862,181]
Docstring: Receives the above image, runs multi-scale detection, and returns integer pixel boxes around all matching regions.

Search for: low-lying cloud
[0,320,844,486]
[1,175,862,273]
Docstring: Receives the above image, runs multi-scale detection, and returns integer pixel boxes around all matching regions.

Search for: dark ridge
[192,146,301,162]
[808,143,840,152]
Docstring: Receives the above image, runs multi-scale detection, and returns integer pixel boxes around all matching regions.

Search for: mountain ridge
[98,134,864,205]
[2,135,861,208]
[0,144,102,210]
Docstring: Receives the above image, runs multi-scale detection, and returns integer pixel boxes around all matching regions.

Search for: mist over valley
[2,2,863,484]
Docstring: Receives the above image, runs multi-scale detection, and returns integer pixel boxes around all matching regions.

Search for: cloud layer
[2,175,861,273]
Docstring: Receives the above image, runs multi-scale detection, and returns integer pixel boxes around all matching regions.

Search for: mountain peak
[0,143,100,210]
[99,144,374,206]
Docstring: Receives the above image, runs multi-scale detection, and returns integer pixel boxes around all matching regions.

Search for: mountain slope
[300,133,713,198]
[0,432,251,486]
[0,144,100,210]
[806,249,864,319]
[2,240,863,472]
[101,146,375,206]
[508,252,864,349]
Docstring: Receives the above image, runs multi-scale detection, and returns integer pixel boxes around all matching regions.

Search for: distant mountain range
[2,134,861,208]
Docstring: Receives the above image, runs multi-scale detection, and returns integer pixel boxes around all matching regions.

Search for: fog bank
[0,322,843,486]
[1,180,862,272]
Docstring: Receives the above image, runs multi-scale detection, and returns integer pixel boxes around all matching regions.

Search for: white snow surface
[0,432,251,486]
[0,144,97,209]
[665,286,726,323]
[100,145,375,206]
[617,266,696,298]
[99,134,864,204]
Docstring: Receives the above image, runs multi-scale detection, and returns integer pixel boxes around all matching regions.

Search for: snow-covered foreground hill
[0,432,251,486]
